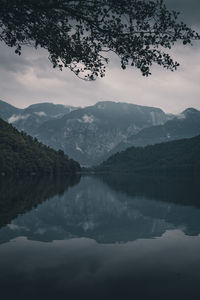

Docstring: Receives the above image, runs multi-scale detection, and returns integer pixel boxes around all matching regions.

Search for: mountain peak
[182,108,199,115]
[94,101,116,109]
[93,101,166,115]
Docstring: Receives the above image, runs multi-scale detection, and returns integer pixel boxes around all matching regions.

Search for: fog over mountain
[0,0,200,166]
[35,101,168,166]
[1,2,200,299]
[1,99,200,166]
[0,100,78,135]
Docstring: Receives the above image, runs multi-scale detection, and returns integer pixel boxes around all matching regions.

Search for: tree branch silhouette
[0,0,199,80]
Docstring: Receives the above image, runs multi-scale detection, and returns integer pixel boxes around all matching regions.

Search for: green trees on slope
[0,118,80,176]
[97,135,200,173]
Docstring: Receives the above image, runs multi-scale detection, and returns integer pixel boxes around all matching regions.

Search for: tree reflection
[98,172,200,208]
[0,174,81,228]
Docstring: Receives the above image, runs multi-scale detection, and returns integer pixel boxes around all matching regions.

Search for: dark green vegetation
[0,100,168,166]
[0,118,80,176]
[97,135,200,173]
[1,99,200,167]
[0,1,199,79]
[0,101,200,166]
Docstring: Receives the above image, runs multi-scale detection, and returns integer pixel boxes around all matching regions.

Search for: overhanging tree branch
[0,0,199,80]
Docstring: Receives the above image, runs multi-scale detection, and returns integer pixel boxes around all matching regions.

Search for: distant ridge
[0,99,22,120]
[35,100,168,165]
[1,99,200,166]
[105,107,200,158]
[0,99,78,135]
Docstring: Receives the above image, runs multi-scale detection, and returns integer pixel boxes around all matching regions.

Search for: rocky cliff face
[35,101,168,166]
[106,107,200,158]
[3,99,200,167]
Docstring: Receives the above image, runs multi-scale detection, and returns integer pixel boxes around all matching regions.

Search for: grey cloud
[0,0,199,113]
[1,40,200,113]
[0,45,32,73]
[0,43,51,74]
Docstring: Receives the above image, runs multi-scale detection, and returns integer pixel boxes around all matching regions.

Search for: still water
[0,174,200,299]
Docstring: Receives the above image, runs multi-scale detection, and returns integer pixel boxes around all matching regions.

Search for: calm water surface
[0,174,200,300]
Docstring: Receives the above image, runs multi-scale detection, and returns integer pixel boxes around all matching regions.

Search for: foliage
[0,0,199,79]
[0,118,81,175]
[96,135,200,173]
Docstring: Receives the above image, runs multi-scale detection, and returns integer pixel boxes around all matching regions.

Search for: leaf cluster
[0,0,199,79]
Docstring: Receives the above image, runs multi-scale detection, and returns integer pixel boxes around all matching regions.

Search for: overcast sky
[0,0,200,114]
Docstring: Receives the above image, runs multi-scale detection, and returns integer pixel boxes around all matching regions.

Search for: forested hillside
[96,135,200,173]
[0,118,80,176]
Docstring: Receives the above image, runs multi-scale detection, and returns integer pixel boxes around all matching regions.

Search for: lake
[0,173,200,300]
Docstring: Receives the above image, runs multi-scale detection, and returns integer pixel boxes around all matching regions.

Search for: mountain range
[1,99,200,166]
[0,100,78,135]
[105,107,200,159]
[0,100,169,165]
[35,101,169,165]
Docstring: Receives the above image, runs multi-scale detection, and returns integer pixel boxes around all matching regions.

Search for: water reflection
[0,174,200,243]
[0,175,80,230]
[1,174,200,299]
[99,172,200,208]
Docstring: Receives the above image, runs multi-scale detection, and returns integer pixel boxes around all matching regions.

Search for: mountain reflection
[0,174,200,244]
